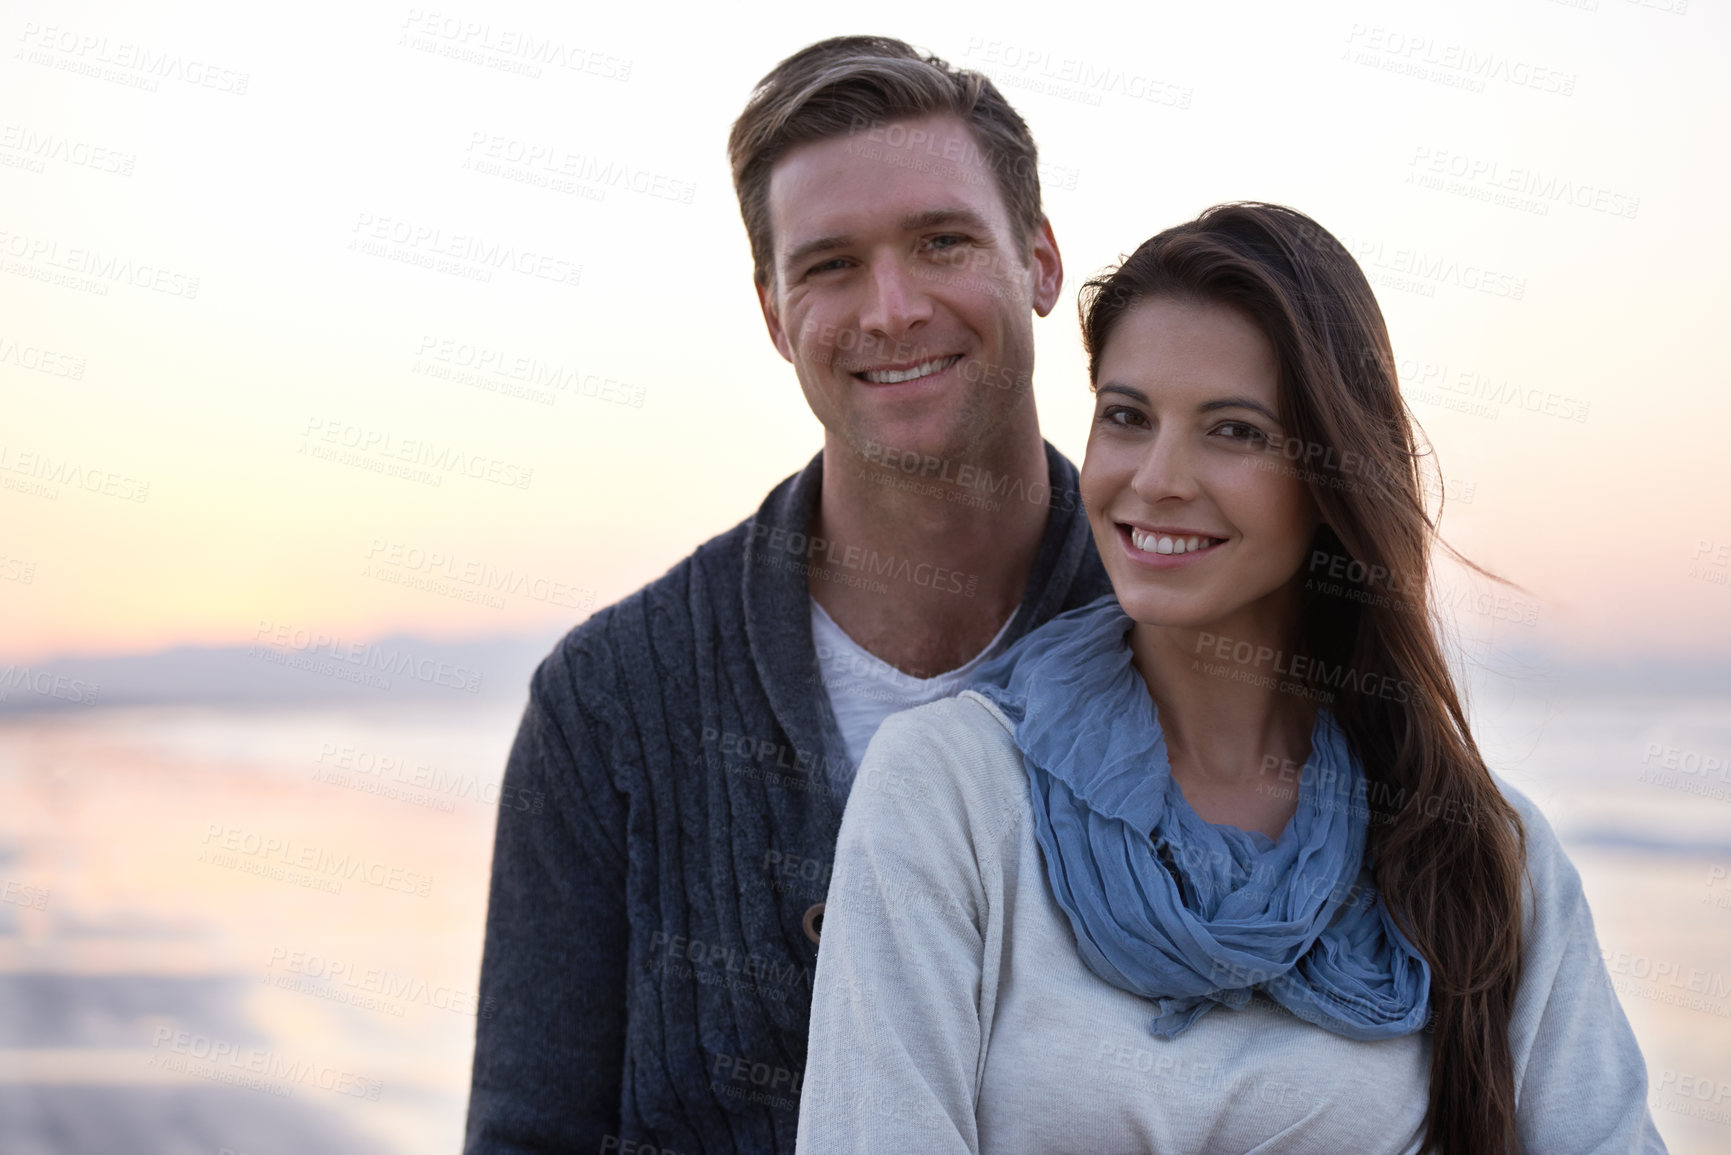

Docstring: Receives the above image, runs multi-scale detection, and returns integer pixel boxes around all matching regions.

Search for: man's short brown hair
[727,36,1045,289]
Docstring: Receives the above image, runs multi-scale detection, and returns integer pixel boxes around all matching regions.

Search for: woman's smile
[1116,523,1230,566]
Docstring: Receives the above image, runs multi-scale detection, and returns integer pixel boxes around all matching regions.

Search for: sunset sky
[4,0,1728,666]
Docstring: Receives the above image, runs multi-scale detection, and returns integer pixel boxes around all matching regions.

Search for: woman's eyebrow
[1198,396,1280,422]
[1097,385,1279,425]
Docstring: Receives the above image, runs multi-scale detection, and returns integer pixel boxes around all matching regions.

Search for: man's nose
[856,256,934,340]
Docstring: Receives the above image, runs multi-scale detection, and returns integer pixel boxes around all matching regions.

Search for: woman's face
[1080,296,1321,636]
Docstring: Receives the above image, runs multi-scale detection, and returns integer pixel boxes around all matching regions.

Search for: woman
[795,203,1664,1153]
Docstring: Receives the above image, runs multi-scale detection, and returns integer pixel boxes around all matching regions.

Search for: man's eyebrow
[779,208,995,276]
[782,233,853,275]
[898,207,992,234]
[1096,385,1281,424]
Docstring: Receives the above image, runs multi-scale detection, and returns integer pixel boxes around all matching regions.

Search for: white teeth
[1131,529,1222,555]
[860,356,958,384]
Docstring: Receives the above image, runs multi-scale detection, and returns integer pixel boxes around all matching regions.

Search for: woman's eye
[1098,405,1147,428]
[1215,421,1268,446]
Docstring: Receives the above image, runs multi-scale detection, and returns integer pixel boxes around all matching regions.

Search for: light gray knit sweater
[798,690,1668,1154]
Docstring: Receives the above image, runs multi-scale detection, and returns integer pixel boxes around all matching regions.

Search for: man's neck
[808,428,1052,678]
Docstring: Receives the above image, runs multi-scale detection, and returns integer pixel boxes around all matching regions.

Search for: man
[464,35,1111,1153]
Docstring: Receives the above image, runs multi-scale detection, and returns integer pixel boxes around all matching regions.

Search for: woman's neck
[1128,602,1319,837]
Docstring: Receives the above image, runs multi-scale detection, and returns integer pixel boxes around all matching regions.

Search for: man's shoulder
[535,515,754,688]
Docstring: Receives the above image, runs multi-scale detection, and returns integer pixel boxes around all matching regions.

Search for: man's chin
[838,417,967,471]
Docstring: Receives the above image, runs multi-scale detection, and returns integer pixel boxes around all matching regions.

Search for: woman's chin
[1109,586,1212,631]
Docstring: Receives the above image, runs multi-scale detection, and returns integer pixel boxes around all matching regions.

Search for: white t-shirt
[811,597,1017,785]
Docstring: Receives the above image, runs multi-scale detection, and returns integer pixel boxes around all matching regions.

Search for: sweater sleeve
[464,630,632,1153]
[1502,782,1669,1153]
[797,700,1012,1153]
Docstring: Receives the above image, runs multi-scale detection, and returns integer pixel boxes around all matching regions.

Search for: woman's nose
[1130,431,1199,503]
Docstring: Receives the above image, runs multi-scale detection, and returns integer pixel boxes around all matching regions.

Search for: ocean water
[0,685,1725,1153]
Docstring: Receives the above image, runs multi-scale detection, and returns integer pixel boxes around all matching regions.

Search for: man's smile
[852,354,963,385]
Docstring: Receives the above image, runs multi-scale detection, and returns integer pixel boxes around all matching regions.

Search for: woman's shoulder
[1482,773,1594,950]
[848,691,1033,847]
[1486,774,1577,885]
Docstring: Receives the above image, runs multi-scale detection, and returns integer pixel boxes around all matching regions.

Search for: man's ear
[1029,217,1064,319]
[756,277,794,363]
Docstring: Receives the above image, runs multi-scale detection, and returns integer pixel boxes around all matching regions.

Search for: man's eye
[927,234,967,251]
[808,258,850,275]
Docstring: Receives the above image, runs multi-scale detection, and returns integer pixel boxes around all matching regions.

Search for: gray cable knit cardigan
[463,443,1111,1153]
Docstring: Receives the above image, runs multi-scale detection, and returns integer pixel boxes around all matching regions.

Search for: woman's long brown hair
[1079,202,1530,1154]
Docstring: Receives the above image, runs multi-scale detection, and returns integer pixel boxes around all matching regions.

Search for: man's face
[756,113,1062,468]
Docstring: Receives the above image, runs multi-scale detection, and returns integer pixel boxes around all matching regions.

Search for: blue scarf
[969,595,1431,1041]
